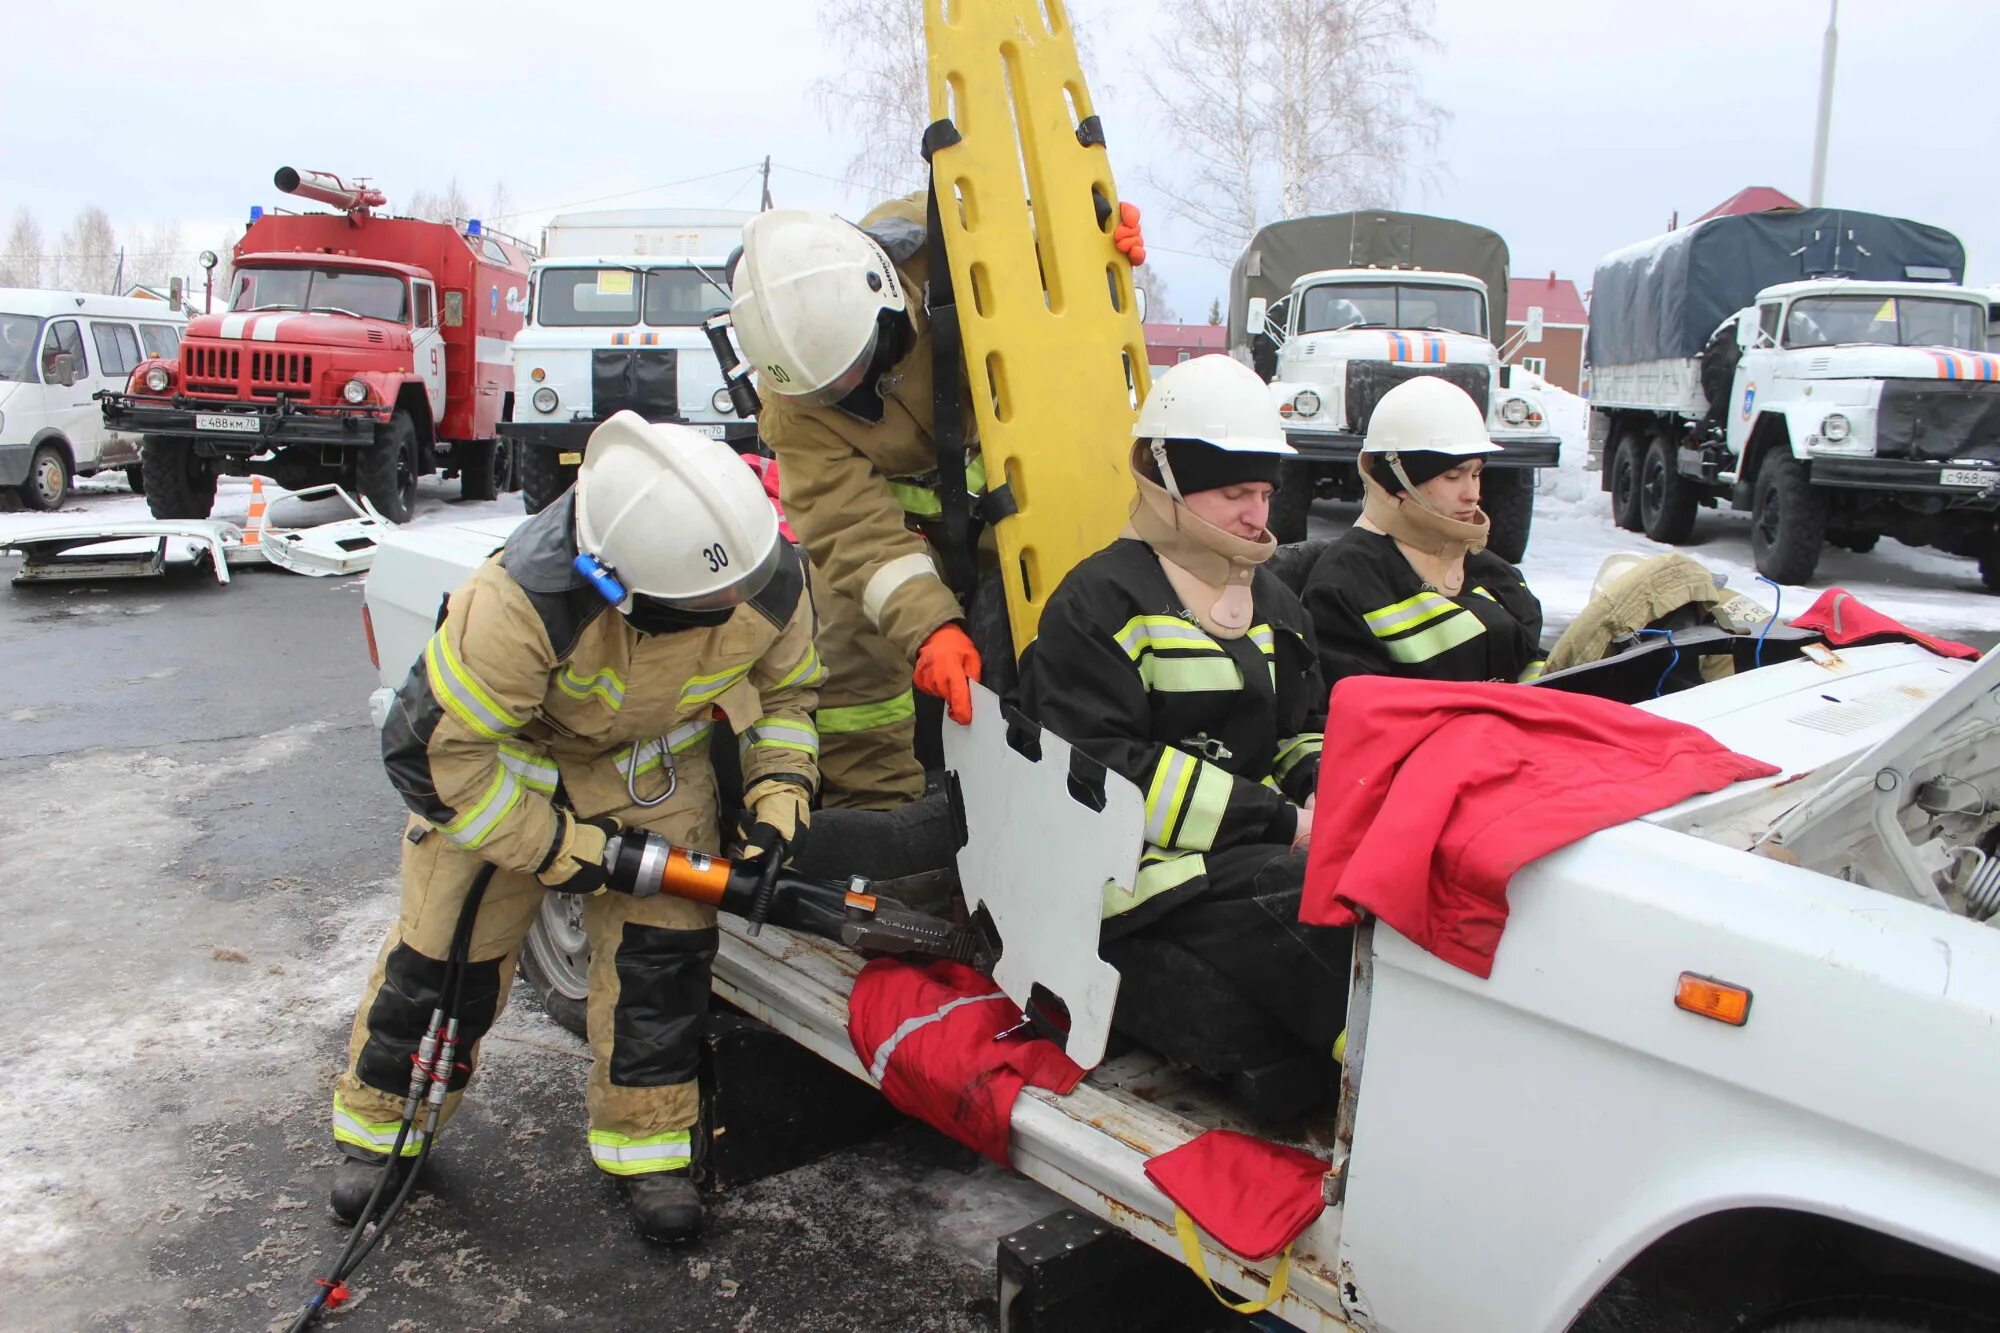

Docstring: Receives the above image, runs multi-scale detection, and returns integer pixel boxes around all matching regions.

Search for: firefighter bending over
[729,197,1143,807]
[1016,356,1351,1116]
[331,411,823,1245]
[1301,377,1545,689]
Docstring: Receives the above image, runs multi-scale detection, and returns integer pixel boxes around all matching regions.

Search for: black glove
[537,813,618,894]
[733,816,792,865]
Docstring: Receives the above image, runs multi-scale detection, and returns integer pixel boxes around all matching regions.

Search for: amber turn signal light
[1675,973,1751,1026]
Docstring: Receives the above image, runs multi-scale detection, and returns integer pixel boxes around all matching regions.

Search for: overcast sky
[4,0,1994,318]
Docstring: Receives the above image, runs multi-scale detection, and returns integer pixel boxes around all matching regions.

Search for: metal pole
[1808,0,1838,206]
[759,155,773,211]
[205,270,214,314]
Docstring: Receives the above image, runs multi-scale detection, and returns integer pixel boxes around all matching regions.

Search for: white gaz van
[0,289,186,509]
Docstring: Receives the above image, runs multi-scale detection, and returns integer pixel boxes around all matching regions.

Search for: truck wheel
[1482,467,1535,563]
[1748,1294,2000,1333]
[358,410,420,523]
[1610,437,1644,531]
[20,443,72,512]
[123,463,145,495]
[1640,435,1699,544]
[1979,540,2000,593]
[1268,459,1316,544]
[1830,530,1879,555]
[519,896,589,1039]
[457,440,500,502]
[518,446,579,515]
[1751,452,1826,585]
[140,436,218,520]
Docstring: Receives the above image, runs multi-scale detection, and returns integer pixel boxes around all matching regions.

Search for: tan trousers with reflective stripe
[335,767,721,1168]
[809,561,925,811]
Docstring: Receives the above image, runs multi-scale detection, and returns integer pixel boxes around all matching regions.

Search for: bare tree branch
[1,209,44,288]
[60,208,119,295]
[810,0,930,197]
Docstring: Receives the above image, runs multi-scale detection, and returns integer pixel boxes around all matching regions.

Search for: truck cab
[503,255,748,513]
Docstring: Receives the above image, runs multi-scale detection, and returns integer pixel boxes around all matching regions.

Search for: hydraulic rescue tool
[287,833,979,1329]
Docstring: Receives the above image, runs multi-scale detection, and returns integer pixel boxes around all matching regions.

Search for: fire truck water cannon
[273,166,387,217]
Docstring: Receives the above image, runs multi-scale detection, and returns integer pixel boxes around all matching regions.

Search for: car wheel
[357,410,420,523]
[519,894,589,1039]
[517,445,578,516]
[1640,434,1698,544]
[1268,458,1315,544]
[1482,467,1535,563]
[140,436,218,520]
[1750,451,1826,585]
[123,463,145,495]
[457,440,500,502]
[1610,435,1644,531]
[20,443,72,511]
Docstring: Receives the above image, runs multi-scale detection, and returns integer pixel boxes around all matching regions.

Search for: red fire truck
[103,168,533,522]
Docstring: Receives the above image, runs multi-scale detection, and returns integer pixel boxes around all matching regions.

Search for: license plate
[1941,468,1992,489]
[688,423,726,439]
[195,413,261,435]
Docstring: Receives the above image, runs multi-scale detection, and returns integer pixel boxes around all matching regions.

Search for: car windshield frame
[1783,293,1988,352]
[643,267,732,327]
[1297,282,1488,337]
[228,267,411,323]
[0,314,44,383]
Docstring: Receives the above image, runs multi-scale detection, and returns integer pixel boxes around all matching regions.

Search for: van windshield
[0,315,41,382]
[229,268,409,322]
[1297,283,1487,337]
[1785,294,1987,352]
[536,268,643,327]
[644,268,731,326]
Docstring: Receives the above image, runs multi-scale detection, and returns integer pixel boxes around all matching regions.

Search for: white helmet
[574,411,781,612]
[1360,376,1501,458]
[730,209,908,406]
[1133,354,1295,455]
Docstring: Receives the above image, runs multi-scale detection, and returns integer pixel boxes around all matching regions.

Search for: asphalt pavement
[0,543,1053,1333]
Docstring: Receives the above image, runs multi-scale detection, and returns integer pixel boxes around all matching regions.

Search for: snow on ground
[1521,387,2000,643]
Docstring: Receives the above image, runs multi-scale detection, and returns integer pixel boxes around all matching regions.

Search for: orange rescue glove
[1113,201,1147,266]
[913,623,982,726]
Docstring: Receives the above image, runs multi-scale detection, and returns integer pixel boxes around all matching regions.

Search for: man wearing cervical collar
[1302,376,1545,688]
[1017,356,1351,1104]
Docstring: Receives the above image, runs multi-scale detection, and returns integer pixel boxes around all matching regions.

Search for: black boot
[617,1172,703,1245]
[330,1147,419,1225]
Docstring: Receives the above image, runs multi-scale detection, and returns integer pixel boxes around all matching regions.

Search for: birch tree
[810,0,930,196]
[1,209,43,288]
[1144,0,1443,260]
[407,178,472,224]
[59,208,119,294]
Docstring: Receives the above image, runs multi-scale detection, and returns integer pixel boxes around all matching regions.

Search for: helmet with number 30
[574,411,782,614]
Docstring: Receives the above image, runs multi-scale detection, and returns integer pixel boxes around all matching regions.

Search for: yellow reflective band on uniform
[889,455,989,519]
[1115,614,1217,660]
[745,717,820,756]
[817,688,917,735]
[333,1094,424,1158]
[615,721,715,778]
[773,644,828,691]
[1272,733,1323,783]
[441,764,521,849]
[587,1128,693,1177]
[1247,624,1276,654]
[424,629,524,740]
[1104,848,1207,918]
[556,664,626,710]
[1177,761,1234,851]
[1143,655,1243,693]
[1143,750,1232,849]
[1518,659,1547,683]
[1383,609,1485,664]
[497,741,559,794]
[679,661,754,708]
[1363,591,1459,639]
[1472,586,1498,602]
[1144,748,1196,844]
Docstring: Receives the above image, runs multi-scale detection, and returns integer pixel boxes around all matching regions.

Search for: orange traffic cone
[245,475,268,546]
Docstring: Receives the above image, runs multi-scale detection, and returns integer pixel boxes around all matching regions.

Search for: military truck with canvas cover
[1228,211,1560,560]
[503,209,753,514]
[1586,207,1998,585]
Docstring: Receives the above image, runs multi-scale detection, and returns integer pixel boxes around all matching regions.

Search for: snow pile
[1518,388,2000,643]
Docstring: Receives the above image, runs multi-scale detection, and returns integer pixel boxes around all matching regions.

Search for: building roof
[1142,323,1228,348]
[1505,273,1587,326]
[1693,186,1804,224]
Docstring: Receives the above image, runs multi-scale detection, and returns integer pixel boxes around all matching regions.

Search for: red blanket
[1300,679,1778,977]
[847,958,1084,1164]
[1789,587,1978,660]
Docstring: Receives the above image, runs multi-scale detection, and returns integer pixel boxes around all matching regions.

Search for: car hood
[185,312,412,351]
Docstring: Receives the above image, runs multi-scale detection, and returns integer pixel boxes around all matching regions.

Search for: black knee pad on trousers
[611,923,719,1087]
[357,943,505,1095]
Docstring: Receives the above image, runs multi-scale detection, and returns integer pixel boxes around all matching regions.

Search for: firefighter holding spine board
[331,411,823,1246]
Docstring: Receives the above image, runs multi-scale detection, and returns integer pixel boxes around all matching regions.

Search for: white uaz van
[0,289,186,509]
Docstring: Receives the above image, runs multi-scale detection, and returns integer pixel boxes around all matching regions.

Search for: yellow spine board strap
[1172,1209,1294,1315]
[924,0,1147,652]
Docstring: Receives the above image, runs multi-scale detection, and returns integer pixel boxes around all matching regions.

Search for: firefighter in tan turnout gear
[731,196,1144,806]
[330,410,824,1245]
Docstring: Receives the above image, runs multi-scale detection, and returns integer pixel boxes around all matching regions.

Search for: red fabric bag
[846,957,1084,1165]
[1790,587,1978,660]
[1302,679,1779,977]
[1143,1130,1331,1313]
